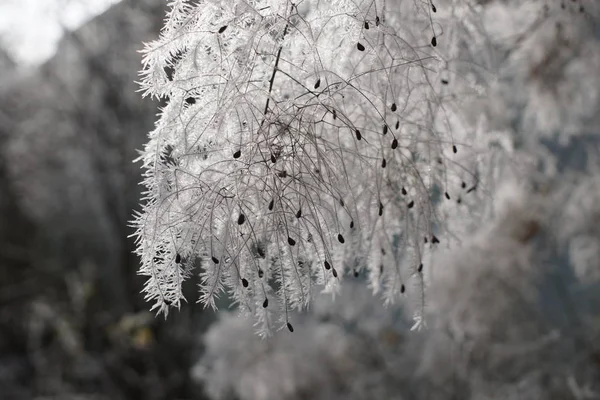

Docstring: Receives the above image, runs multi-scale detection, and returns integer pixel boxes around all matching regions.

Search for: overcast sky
[0,0,121,65]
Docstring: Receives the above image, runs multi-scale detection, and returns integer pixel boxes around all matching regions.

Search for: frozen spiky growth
[132,0,477,333]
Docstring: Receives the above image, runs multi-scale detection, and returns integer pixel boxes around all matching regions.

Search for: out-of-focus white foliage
[193,283,410,400]
[133,0,478,331]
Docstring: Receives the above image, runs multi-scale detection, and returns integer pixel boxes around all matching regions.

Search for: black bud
[391,103,397,112]
[379,202,384,216]
[461,181,466,189]
[431,36,437,47]
[457,197,462,204]
[407,200,414,209]
[288,237,296,246]
[382,158,387,168]
[355,129,362,140]
[339,198,345,207]
[445,192,450,200]
[375,16,380,26]
[211,256,219,264]
[380,264,384,274]
[357,42,365,51]
[418,263,423,272]
[401,284,405,293]
[391,138,398,149]
[432,235,440,244]
[242,278,249,287]
[233,150,241,159]
[175,253,181,264]
[332,268,338,278]
[238,213,246,225]
[258,268,264,278]
[296,209,302,218]
[350,220,354,229]
[383,125,388,135]
[287,322,294,332]
[364,21,369,29]
[271,154,277,163]
[268,199,274,210]
[395,120,400,129]
[332,109,337,120]
[441,78,449,85]
[402,187,407,195]
[263,298,269,308]
[314,78,321,89]
[218,25,228,33]
[338,234,345,244]
[354,269,359,277]
[452,145,457,153]
[432,3,437,12]
[324,260,331,270]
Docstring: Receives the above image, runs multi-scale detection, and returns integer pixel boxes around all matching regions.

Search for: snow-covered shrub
[133,0,479,332]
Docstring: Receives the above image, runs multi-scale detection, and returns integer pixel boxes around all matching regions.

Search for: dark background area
[0,1,215,398]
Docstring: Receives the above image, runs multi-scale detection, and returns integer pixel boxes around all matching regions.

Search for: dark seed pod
[461,181,466,189]
[278,170,288,178]
[441,78,449,85]
[380,264,384,274]
[271,154,277,163]
[357,42,365,51]
[339,198,345,207]
[391,138,398,149]
[381,247,386,255]
[350,220,354,229]
[233,150,241,159]
[432,3,437,12]
[211,256,219,264]
[296,209,302,218]
[268,199,274,210]
[314,78,321,89]
[287,322,294,332]
[407,200,415,209]
[452,145,457,153]
[354,269,359,277]
[338,234,345,244]
[431,36,437,47]
[364,21,369,29]
[324,260,331,270]
[457,197,462,204]
[395,120,400,129]
[383,125,388,135]
[445,192,450,200]
[242,278,249,288]
[238,213,246,225]
[332,109,337,120]
[379,202,384,216]
[432,235,440,244]
[382,158,387,168]
[355,129,362,140]
[391,103,397,112]
[258,268,264,278]
[402,187,407,195]
[376,16,380,26]
[288,237,296,246]
[418,263,423,272]
[332,268,338,278]
[175,253,181,264]
[263,298,269,308]
[218,25,228,33]
[401,284,405,293]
